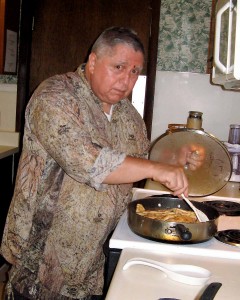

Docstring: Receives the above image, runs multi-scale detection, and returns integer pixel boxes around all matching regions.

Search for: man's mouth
[113,89,126,95]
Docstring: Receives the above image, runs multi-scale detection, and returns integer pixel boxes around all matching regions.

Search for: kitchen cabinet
[0,154,14,266]
[0,0,21,74]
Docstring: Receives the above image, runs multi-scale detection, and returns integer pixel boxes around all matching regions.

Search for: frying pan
[128,194,219,243]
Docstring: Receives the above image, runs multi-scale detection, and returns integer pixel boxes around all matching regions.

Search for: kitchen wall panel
[0,84,17,131]
[0,74,17,84]
[152,71,240,143]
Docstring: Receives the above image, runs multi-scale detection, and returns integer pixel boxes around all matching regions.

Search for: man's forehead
[98,43,143,57]
[110,45,143,61]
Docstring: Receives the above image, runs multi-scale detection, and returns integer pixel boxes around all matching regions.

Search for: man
[1,27,200,299]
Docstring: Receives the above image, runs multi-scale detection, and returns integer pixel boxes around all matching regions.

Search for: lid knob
[186,111,203,130]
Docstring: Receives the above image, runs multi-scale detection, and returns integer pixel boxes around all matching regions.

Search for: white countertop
[106,248,240,300]
[0,145,19,159]
[0,131,19,159]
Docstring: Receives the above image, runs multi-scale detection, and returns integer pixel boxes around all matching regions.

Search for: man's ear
[88,53,97,73]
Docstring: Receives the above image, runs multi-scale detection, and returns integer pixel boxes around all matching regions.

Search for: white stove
[106,187,240,300]
[109,188,240,260]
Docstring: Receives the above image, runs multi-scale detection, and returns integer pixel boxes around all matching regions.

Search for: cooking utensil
[149,128,231,196]
[199,282,222,300]
[123,257,211,285]
[128,194,219,243]
[181,193,209,222]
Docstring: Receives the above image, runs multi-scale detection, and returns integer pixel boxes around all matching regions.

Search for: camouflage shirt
[1,65,150,299]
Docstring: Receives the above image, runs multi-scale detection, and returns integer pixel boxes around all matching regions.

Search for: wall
[157,0,212,73]
[0,84,17,131]
[151,71,240,142]
[1,0,239,143]
[151,0,240,143]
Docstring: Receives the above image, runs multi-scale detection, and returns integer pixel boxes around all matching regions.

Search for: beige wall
[0,84,17,132]
[152,71,240,142]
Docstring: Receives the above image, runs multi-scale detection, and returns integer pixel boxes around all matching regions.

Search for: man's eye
[115,65,122,70]
[132,69,140,75]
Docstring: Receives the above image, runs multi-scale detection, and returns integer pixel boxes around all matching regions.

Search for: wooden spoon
[181,194,209,222]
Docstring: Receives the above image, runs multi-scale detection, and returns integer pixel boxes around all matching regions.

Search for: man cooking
[1,27,202,299]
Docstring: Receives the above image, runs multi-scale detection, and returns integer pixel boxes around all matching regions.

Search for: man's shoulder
[41,71,77,88]
[32,70,81,99]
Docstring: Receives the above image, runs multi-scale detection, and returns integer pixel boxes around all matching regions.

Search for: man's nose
[119,72,131,88]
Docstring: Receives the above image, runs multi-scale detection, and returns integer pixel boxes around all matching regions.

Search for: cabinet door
[29,0,152,93]
[17,0,160,139]
[0,156,13,242]
[0,155,14,265]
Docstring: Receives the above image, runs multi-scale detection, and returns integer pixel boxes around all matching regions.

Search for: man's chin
[107,96,125,104]
[113,92,129,101]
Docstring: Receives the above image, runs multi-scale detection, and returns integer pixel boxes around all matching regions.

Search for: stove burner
[203,200,240,216]
[215,230,240,247]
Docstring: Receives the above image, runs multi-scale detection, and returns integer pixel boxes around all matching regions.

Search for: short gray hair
[91,27,145,57]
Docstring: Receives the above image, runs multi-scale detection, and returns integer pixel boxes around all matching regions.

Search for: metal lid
[149,128,232,197]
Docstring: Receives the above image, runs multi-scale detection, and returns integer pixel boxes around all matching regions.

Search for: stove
[105,186,240,300]
[215,229,240,247]
[109,187,240,257]
[202,200,240,216]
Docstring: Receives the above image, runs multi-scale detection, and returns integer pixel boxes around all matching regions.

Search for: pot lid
[149,128,232,197]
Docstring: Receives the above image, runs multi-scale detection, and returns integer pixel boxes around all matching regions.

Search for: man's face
[88,44,144,106]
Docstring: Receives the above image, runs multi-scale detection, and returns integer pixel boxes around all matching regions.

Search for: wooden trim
[207,0,216,74]
[16,0,34,133]
[143,0,161,140]
[0,0,6,73]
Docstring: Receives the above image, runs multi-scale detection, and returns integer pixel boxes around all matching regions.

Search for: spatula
[181,194,209,222]
[123,257,211,285]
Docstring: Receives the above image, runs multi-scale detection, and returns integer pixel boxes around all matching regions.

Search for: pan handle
[175,224,192,241]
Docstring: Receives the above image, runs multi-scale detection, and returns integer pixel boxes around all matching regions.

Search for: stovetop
[109,188,240,259]
[202,200,240,216]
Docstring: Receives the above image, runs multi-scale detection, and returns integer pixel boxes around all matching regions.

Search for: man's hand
[178,145,206,171]
[151,163,189,197]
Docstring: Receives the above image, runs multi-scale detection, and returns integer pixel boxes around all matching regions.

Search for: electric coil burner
[203,200,240,216]
[202,200,240,246]
[201,200,240,246]
[215,230,240,247]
